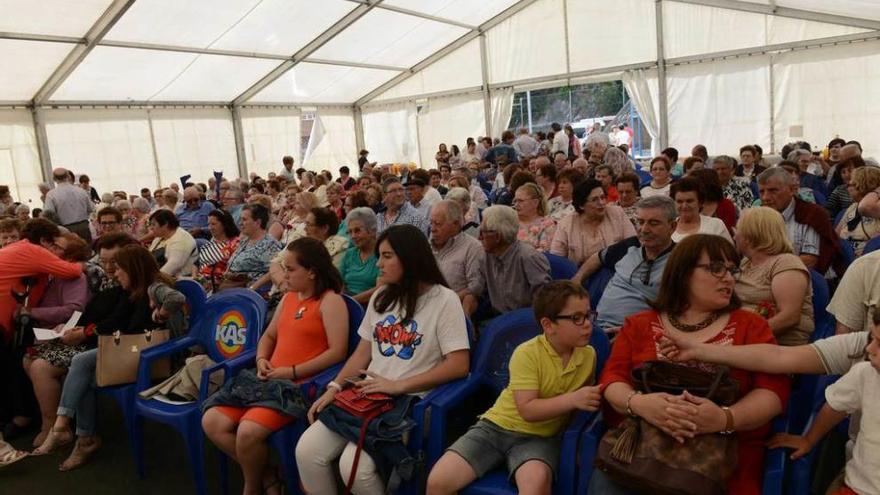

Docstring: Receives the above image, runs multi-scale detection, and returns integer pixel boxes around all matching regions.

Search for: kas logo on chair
[215,310,248,358]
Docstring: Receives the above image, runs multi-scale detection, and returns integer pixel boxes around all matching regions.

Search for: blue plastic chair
[862,236,880,255]
[635,169,651,187]
[424,308,610,495]
[787,375,843,495]
[833,209,846,229]
[174,279,207,329]
[812,189,827,207]
[545,253,578,280]
[749,181,760,201]
[838,238,856,270]
[131,289,267,495]
[584,267,613,308]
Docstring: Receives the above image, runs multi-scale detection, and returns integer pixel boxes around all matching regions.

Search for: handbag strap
[344,408,383,495]
[636,362,729,399]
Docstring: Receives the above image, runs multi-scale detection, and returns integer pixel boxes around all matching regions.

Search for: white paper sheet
[63,311,82,330]
[33,327,62,340]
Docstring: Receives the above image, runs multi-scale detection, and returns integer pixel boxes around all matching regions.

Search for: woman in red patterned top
[195,209,239,292]
[592,234,790,495]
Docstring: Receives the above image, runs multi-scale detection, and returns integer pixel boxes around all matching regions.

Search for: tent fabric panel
[417,94,485,169]
[0,0,113,37]
[567,0,657,72]
[663,2,766,59]
[666,55,772,157]
[766,16,870,45]
[0,40,74,101]
[303,109,358,178]
[251,63,401,104]
[309,9,469,68]
[51,46,199,101]
[0,109,43,206]
[773,40,880,159]
[148,108,239,187]
[152,55,280,101]
[44,109,159,194]
[775,0,880,22]
[486,0,567,84]
[372,38,483,103]
[381,0,519,26]
[362,102,419,164]
[240,107,302,179]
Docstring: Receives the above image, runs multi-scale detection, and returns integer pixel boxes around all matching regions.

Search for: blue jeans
[588,469,636,495]
[56,348,97,436]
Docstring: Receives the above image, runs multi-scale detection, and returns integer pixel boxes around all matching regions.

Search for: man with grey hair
[221,186,245,226]
[575,196,678,334]
[38,182,52,204]
[43,167,94,242]
[513,127,539,160]
[479,205,550,314]
[787,149,827,195]
[175,186,215,238]
[585,132,610,170]
[712,155,754,212]
[430,200,484,316]
[757,167,839,273]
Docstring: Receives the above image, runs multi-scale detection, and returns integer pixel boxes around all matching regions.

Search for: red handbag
[332,388,394,494]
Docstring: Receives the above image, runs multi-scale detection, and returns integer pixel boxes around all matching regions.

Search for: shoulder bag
[96,329,171,387]
[332,387,395,495]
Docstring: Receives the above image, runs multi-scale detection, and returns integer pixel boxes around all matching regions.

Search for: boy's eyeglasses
[553,310,596,326]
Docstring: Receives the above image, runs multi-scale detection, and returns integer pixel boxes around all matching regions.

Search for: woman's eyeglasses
[553,310,596,326]
[696,261,741,279]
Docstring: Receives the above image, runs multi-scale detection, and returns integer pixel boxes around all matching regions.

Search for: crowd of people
[0,122,878,495]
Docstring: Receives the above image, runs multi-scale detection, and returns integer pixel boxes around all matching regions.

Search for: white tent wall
[0,109,43,206]
[302,108,357,177]
[489,88,514,137]
[240,107,302,179]
[485,0,567,85]
[148,108,239,187]
[416,94,486,169]
[44,108,159,196]
[773,39,880,160]
[566,0,657,72]
[362,102,419,164]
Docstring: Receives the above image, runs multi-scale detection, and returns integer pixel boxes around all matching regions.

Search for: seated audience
[514,183,556,252]
[595,165,619,203]
[613,171,641,228]
[0,217,20,248]
[736,144,766,181]
[836,166,880,256]
[295,224,470,494]
[776,160,817,203]
[404,176,432,219]
[554,179,635,276]
[427,281,600,495]
[325,182,345,222]
[338,207,379,305]
[202,238,348,495]
[758,167,840,273]
[445,187,480,236]
[337,189,369,238]
[670,177,733,244]
[221,186,246,225]
[713,155,754,212]
[825,156,861,220]
[430,200,485,316]
[548,169,584,221]
[480,205,551,314]
[535,163,557,201]
[688,168,738,234]
[603,146,632,177]
[224,203,282,290]
[195,209,240,292]
[788,148,827,197]
[34,245,186,470]
[376,177,429,236]
[130,197,152,239]
[592,234,788,494]
[176,186,215,238]
[147,209,198,278]
[735,207,814,346]
[305,207,349,267]
[640,156,673,198]
[683,155,704,175]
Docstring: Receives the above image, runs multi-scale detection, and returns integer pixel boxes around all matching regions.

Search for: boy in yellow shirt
[427,281,601,495]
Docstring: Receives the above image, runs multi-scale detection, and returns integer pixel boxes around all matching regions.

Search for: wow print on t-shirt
[372,315,423,360]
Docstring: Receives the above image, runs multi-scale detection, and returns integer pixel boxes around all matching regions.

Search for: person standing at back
[43,167,94,242]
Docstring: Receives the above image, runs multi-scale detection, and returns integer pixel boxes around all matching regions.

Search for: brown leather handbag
[96,330,171,387]
[594,361,741,495]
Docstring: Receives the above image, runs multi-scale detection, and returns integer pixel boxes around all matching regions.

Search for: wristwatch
[327,381,343,392]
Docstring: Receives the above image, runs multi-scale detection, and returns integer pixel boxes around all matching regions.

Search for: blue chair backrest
[838,238,856,270]
[812,190,827,207]
[833,209,846,228]
[474,309,542,393]
[544,253,577,280]
[198,289,267,363]
[809,269,833,342]
[863,236,880,256]
[584,267,614,308]
[636,169,651,186]
[174,279,207,328]
[342,294,365,356]
[749,181,760,200]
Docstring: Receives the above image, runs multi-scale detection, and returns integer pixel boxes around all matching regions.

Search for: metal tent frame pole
[230,106,248,180]
[656,0,670,150]
[479,34,493,138]
[31,108,53,185]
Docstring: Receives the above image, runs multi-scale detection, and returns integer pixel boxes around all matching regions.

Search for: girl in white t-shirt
[766,315,880,495]
[296,224,471,495]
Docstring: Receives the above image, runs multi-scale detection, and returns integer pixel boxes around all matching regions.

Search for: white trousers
[295,420,386,495]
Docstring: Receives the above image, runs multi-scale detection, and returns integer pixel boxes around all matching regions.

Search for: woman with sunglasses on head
[591,234,789,495]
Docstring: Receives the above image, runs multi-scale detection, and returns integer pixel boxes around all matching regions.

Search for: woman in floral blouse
[513,182,556,251]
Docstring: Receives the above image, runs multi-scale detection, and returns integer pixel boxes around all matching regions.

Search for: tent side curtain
[303,108,358,178]
[417,94,486,169]
[362,102,419,165]
[240,107,302,179]
[490,87,514,137]
[0,109,43,207]
[622,69,660,155]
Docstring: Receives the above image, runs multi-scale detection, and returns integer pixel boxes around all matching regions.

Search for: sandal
[31,427,73,456]
[0,444,28,469]
[59,436,101,472]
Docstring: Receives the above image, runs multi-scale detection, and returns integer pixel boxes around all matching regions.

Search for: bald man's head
[52,167,70,183]
[839,144,861,161]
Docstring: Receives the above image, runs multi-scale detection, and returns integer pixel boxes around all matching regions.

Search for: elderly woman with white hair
[603,145,633,177]
[14,204,30,223]
[585,131,610,169]
[339,207,380,305]
[479,205,551,314]
[445,187,480,236]
[112,199,137,236]
[130,196,152,240]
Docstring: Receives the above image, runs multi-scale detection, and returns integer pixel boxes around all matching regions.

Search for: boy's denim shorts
[446,419,560,481]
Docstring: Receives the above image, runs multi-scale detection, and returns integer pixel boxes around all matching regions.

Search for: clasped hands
[629,390,728,444]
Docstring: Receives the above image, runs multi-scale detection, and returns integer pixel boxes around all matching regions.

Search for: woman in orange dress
[201,237,349,495]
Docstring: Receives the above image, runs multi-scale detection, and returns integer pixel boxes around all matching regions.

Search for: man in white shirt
[614,124,631,148]
[550,123,568,155]
[513,128,539,160]
[43,167,94,242]
[279,156,296,182]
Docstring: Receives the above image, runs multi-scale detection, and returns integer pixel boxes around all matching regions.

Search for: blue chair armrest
[136,336,198,392]
[577,415,607,494]
[422,376,481,466]
[762,414,790,495]
[219,350,257,378]
[558,411,598,495]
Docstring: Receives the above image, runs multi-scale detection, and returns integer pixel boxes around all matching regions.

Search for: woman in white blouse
[670,176,733,244]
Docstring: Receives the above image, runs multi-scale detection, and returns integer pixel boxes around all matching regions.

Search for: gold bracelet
[720,406,735,434]
[625,391,642,418]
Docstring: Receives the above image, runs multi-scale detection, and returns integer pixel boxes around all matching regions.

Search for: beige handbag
[96,330,171,387]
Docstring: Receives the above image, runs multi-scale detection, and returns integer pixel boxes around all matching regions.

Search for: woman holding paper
[32,243,186,471]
